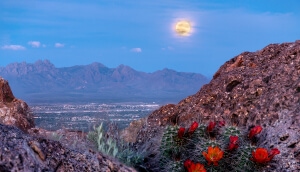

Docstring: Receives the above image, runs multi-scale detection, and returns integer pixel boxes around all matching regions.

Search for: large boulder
[126,40,300,171]
[0,124,136,172]
[0,77,34,131]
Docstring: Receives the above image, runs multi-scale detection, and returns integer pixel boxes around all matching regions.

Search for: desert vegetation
[85,121,279,172]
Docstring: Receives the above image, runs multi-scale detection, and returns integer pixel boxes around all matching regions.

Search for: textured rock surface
[0,77,34,131]
[0,124,136,172]
[127,40,300,171]
[120,118,146,143]
[28,127,92,153]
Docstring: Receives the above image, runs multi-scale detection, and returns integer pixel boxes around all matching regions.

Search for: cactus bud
[248,126,262,139]
[188,121,199,134]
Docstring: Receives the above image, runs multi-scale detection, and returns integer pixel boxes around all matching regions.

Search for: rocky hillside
[124,40,300,171]
[0,60,209,103]
[0,77,136,171]
[0,77,34,131]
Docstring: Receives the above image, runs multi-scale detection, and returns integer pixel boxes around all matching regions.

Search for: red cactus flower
[184,159,192,169]
[248,126,262,139]
[178,127,185,139]
[268,148,280,160]
[189,163,206,172]
[188,121,199,134]
[207,121,216,133]
[184,159,206,172]
[251,148,280,164]
[218,120,226,127]
[228,135,239,151]
[251,148,269,163]
[202,146,224,166]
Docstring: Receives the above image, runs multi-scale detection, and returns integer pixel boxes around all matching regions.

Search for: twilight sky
[1,0,300,77]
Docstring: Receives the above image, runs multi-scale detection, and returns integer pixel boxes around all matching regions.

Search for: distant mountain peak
[115,64,137,74]
[89,62,106,68]
[34,59,55,68]
[161,68,176,72]
[34,59,52,65]
[0,59,56,76]
[116,64,129,68]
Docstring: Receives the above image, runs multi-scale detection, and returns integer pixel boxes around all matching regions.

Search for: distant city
[32,102,160,131]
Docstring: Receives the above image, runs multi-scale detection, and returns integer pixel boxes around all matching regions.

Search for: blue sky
[1,0,300,77]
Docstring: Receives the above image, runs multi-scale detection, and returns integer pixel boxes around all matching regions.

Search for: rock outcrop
[126,40,300,171]
[0,124,136,172]
[0,77,34,131]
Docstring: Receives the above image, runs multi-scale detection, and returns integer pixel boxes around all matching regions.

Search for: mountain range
[0,60,209,103]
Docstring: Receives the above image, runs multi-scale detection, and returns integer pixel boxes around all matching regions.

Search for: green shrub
[87,123,144,168]
[87,123,119,157]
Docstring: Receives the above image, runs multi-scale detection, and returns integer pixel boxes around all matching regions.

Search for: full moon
[175,20,191,36]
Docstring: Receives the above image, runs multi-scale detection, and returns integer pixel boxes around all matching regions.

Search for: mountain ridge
[0,60,209,103]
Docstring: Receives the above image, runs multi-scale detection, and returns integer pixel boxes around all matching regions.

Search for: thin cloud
[131,48,142,53]
[1,45,26,50]
[55,43,65,48]
[162,46,174,51]
[28,41,41,48]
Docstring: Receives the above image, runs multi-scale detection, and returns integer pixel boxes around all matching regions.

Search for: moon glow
[175,20,191,36]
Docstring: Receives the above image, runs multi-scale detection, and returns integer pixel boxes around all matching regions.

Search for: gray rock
[0,123,136,172]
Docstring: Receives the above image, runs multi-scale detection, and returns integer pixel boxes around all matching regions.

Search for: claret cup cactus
[159,121,280,172]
